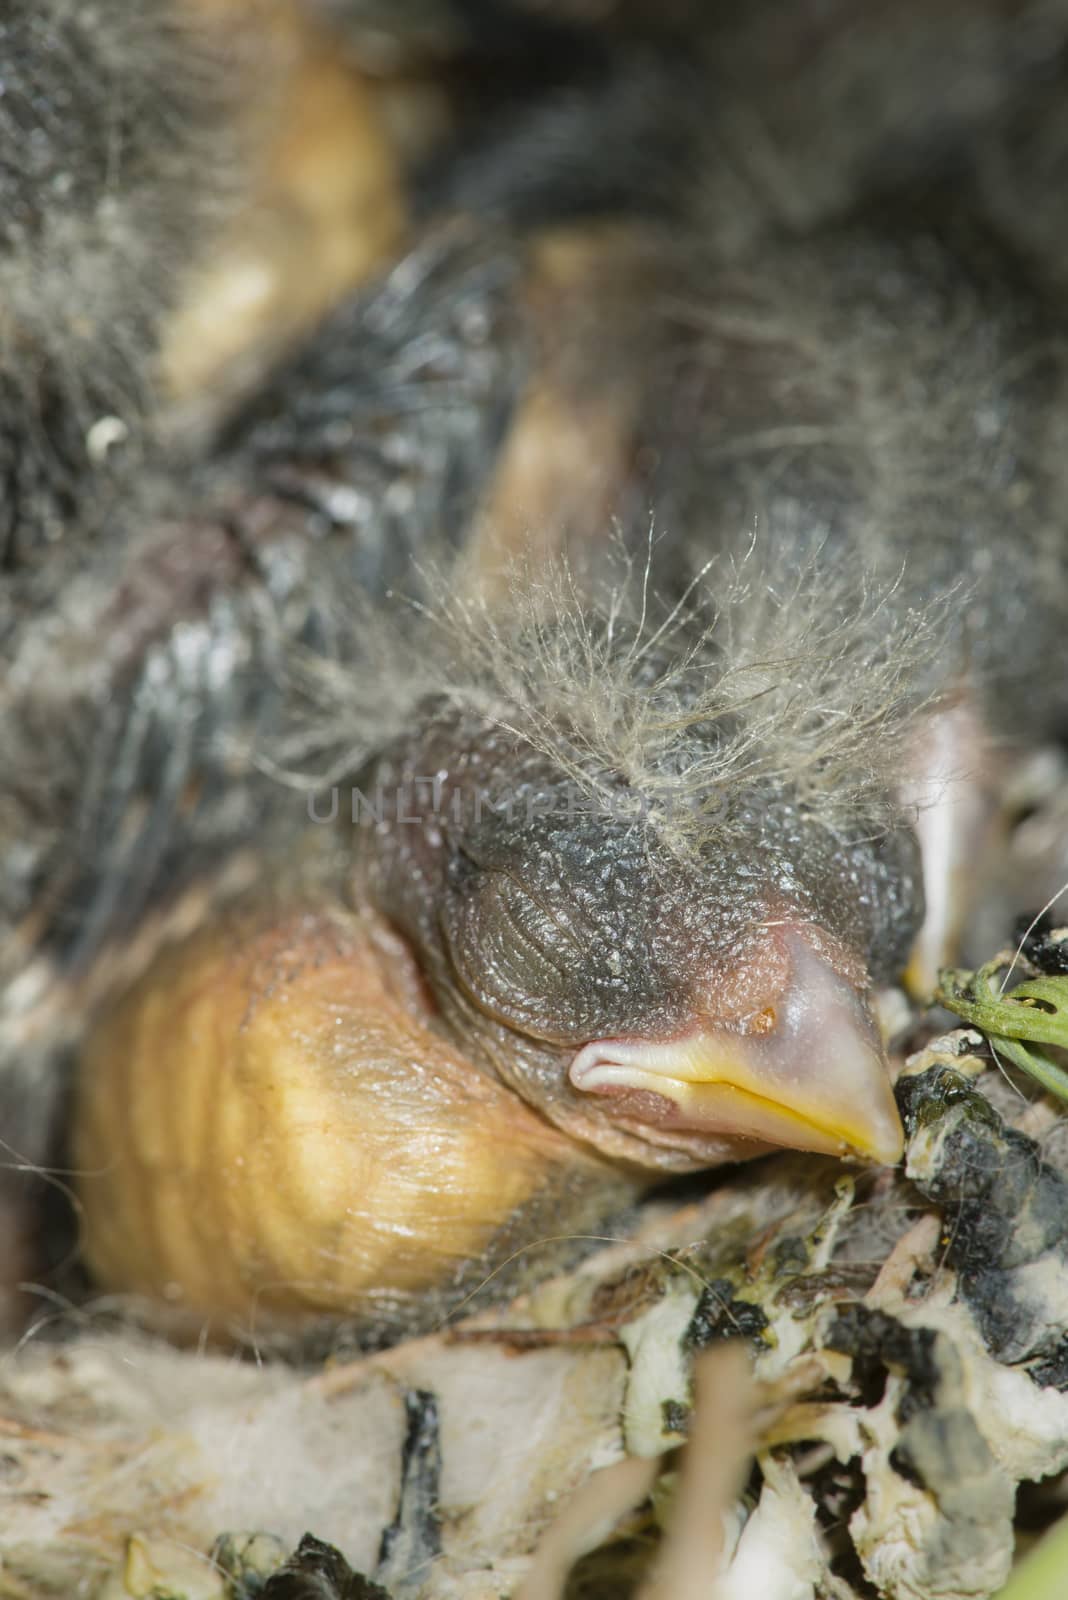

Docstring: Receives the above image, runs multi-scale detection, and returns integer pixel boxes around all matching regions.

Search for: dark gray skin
[630,214,1068,746]
[332,0,1068,252]
[354,698,923,1171]
[619,213,1068,988]
[0,0,236,984]
[0,0,234,570]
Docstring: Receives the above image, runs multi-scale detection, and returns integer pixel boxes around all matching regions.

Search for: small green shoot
[935,957,1068,1105]
[995,1510,1068,1600]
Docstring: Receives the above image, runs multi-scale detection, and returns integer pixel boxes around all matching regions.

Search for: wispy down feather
[267,529,951,857]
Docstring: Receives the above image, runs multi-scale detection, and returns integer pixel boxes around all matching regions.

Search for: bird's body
[3,0,1068,1344]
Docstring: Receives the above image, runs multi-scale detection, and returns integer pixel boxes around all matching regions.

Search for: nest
[5,1023,1068,1600]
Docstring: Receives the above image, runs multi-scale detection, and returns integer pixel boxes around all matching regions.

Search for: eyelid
[440,868,593,1045]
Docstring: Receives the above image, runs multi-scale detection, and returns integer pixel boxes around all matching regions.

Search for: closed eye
[439,866,596,1046]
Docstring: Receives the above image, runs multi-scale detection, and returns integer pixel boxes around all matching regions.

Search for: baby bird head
[345,564,927,1173]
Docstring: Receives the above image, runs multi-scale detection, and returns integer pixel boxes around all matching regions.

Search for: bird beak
[569,932,904,1165]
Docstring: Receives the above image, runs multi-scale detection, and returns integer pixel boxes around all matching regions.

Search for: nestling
[3,0,1068,1345]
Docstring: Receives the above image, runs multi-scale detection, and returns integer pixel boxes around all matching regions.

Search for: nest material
[7,9,1068,1598]
[5,1032,1068,1599]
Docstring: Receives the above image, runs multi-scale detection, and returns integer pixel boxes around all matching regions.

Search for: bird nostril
[745,1006,778,1037]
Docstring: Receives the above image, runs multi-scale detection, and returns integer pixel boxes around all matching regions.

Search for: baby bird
[70,548,922,1344]
[0,0,232,565]
[0,0,241,1325]
[70,205,1068,1341]
[5,0,1068,1345]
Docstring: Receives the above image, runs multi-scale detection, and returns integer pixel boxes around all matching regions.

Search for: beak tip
[856,1125,906,1167]
[841,1091,906,1167]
